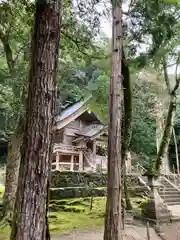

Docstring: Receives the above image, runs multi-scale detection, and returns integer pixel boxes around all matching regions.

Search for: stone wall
[50,171,149,200]
[51,171,107,188]
[51,171,140,188]
[50,187,106,199]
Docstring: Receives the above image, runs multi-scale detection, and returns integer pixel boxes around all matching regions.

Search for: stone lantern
[142,172,172,223]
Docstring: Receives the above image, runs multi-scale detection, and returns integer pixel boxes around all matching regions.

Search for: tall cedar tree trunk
[122,51,132,210]
[10,0,61,239]
[104,0,123,239]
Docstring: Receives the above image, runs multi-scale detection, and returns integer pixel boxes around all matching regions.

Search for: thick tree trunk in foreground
[10,0,61,239]
[104,0,123,239]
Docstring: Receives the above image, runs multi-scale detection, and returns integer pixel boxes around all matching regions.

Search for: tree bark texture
[10,0,61,239]
[2,114,24,214]
[172,127,180,174]
[2,136,21,212]
[121,50,132,210]
[104,0,123,239]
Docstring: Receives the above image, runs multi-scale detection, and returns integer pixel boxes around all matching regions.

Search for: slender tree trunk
[10,0,61,239]
[1,27,29,217]
[2,136,21,211]
[0,33,25,217]
[104,0,123,239]
[155,102,170,173]
[155,95,176,171]
[2,114,24,216]
[123,153,132,210]
[155,103,165,153]
[122,50,132,211]
[155,59,180,172]
[173,127,179,174]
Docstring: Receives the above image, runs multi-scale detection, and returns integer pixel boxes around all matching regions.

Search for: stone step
[162,197,180,203]
[159,187,177,191]
[159,194,180,200]
[159,191,180,196]
[159,188,178,192]
[158,190,179,195]
[166,201,180,206]
[159,184,178,189]
[160,183,178,187]
[160,189,180,195]
[159,188,174,192]
[158,188,180,193]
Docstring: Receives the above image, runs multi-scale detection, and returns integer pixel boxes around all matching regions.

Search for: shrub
[138,199,148,209]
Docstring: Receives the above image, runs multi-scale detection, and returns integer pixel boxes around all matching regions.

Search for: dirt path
[52,224,161,240]
[160,222,180,240]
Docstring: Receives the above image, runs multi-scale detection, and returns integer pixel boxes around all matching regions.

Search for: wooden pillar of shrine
[70,155,74,171]
[92,140,96,154]
[79,151,83,171]
[56,152,60,170]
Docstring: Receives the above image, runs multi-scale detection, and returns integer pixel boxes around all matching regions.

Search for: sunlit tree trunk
[104,0,123,239]
[155,102,170,173]
[3,134,22,212]
[10,0,61,239]
[155,96,176,172]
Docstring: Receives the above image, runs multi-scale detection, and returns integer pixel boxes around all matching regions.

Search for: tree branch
[162,57,171,95]
[0,32,14,73]
[172,54,180,94]
[13,41,30,65]
[61,30,111,60]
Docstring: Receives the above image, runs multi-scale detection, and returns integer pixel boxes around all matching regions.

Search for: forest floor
[51,224,162,240]
[0,196,144,240]
[0,193,179,240]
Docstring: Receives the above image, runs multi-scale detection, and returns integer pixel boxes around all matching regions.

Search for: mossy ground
[0,196,106,239]
[0,186,4,199]
[0,187,145,239]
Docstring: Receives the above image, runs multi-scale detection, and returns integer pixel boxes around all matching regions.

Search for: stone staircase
[133,163,180,218]
[158,176,180,206]
[137,165,180,205]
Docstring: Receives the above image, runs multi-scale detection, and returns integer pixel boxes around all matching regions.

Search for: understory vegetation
[0,195,145,239]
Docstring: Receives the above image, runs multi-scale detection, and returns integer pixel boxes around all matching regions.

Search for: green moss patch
[48,196,106,234]
[0,186,4,200]
[0,196,145,238]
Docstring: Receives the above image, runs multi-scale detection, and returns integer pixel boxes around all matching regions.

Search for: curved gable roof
[55,95,93,129]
